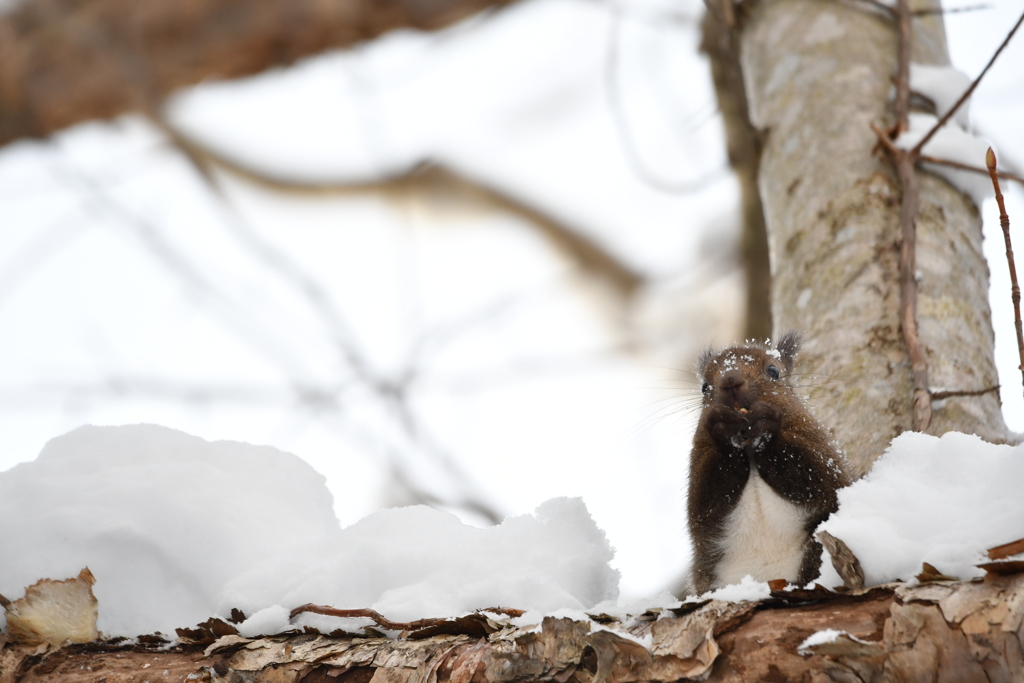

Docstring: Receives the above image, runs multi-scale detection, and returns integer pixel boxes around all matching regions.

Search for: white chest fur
[714,469,810,589]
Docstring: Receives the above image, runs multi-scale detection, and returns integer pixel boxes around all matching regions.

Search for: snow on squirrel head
[696,331,801,413]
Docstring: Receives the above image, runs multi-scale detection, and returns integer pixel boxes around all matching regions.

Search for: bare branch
[918,154,1024,186]
[896,151,931,429]
[0,0,518,145]
[605,5,731,195]
[910,8,1024,155]
[163,120,645,299]
[911,4,991,15]
[930,385,1000,400]
[289,603,524,632]
[893,0,912,135]
[986,147,1024,399]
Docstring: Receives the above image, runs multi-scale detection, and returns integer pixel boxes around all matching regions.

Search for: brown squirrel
[687,332,851,594]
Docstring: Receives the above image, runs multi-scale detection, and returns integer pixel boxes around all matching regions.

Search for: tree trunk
[728,0,1011,475]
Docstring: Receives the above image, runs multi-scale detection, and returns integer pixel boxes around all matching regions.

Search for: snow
[909,63,973,129]
[817,431,1024,588]
[226,496,619,634]
[796,628,872,654]
[797,628,843,651]
[0,424,619,638]
[698,575,772,603]
[1,424,1021,640]
[895,113,993,205]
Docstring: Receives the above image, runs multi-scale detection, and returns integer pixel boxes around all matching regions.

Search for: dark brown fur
[687,333,851,594]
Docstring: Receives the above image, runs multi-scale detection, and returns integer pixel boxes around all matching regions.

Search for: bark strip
[3,573,1023,682]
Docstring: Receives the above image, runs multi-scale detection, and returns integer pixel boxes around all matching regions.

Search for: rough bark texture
[738,0,1011,476]
[3,573,1023,682]
[0,0,513,146]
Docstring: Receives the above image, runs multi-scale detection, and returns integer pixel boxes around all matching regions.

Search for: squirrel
[687,332,851,595]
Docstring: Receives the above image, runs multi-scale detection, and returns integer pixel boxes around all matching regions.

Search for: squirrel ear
[697,346,714,377]
[776,331,801,373]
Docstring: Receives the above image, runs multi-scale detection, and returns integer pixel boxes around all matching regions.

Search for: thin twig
[918,155,1024,187]
[986,148,1024,399]
[872,118,932,429]
[289,604,525,632]
[930,385,1000,400]
[893,0,912,135]
[875,4,1024,430]
[910,8,1024,155]
[873,0,931,430]
[892,0,933,421]
[605,5,731,194]
[897,150,931,429]
[912,3,991,15]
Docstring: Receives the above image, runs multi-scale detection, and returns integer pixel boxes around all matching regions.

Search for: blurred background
[0,0,1021,600]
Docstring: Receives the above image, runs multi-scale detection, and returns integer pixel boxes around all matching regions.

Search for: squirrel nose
[719,370,747,391]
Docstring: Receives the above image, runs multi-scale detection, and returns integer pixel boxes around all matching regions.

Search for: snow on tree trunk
[737,0,1011,476]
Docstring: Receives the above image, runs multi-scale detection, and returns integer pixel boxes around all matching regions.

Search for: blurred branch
[162,119,646,299]
[0,0,519,146]
[49,143,507,524]
[0,379,298,409]
[605,5,731,195]
[163,127,513,522]
[699,0,772,340]
[912,3,991,15]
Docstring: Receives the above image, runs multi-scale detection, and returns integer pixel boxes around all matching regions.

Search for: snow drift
[0,424,619,638]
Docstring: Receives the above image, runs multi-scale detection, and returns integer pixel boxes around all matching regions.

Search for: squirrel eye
[701,381,711,395]
[766,365,781,380]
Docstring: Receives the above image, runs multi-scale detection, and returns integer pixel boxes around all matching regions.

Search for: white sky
[0,0,1021,603]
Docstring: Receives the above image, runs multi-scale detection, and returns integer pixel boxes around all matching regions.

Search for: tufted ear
[696,346,715,378]
[776,331,801,374]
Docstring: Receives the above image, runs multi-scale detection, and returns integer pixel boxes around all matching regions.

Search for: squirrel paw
[740,401,781,451]
[706,404,748,450]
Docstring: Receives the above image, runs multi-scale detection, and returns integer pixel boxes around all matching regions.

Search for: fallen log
[2,572,1022,682]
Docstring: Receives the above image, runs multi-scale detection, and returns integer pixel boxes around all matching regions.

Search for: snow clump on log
[0,424,619,639]
[816,431,1024,588]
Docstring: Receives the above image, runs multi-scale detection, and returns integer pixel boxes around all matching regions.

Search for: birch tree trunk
[726,0,1012,475]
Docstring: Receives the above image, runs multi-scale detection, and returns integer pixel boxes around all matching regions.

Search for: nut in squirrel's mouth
[737,408,749,414]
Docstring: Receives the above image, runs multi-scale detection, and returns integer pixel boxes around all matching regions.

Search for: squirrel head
[696,332,802,411]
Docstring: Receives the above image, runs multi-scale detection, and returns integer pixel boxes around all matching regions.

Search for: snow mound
[231,496,619,636]
[0,424,340,636]
[0,425,619,638]
[909,63,972,129]
[817,431,1024,587]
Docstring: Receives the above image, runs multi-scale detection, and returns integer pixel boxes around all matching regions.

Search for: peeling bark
[4,574,1023,682]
